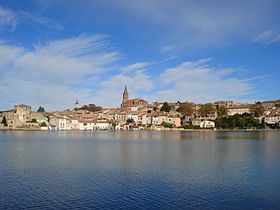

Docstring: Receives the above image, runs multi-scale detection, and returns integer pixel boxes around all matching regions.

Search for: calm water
[0,131,280,209]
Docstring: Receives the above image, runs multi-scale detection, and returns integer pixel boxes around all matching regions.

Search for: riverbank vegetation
[215,113,264,129]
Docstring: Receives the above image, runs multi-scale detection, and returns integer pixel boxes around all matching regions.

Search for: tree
[40,122,47,127]
[126,118,134,123]
[75,103,102,112]
[217,105,227,118]
[177,102,193,116]
[250,103,265,118]
[199,103,215,117]
[161,122,173,128]
[215,113,261,129]
[160,102,171,112]
[37,106,45,112]
[1,116,7,126]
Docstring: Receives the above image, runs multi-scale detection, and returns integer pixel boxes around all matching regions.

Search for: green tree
[177,102,193,116]
[160,102,171,112]
[31,119,37,123]
[1,116,8,126]
[215,113,260,129]
[199,103,214,117]
[126,118,135,123]
[161,122,173,128]
[250,103,265,118]
[37,106,45,112]
[217,105,227,117]
[75,103,102,112]
[40,122,47,127]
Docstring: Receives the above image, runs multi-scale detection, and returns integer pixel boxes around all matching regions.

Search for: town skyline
[1,84,280,113]
[1,85,279,130]
[0,1,280,110]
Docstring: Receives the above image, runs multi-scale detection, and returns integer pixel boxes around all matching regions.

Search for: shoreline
[0,128,279,132]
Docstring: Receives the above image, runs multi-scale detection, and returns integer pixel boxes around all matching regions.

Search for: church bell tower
[122,85,128,103]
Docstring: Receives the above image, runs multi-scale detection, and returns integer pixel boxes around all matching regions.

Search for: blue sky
[0,0,279,110]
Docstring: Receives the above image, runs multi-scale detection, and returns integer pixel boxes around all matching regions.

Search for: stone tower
[123,85,128,103]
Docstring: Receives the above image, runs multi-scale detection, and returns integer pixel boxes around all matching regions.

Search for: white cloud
[102,70,154,90]
[113,0,280,50]
[0,6,64,31]
[0,33,259,110]
[19,11,64,30]
[94,69,154,106]
[254,29,280,45]
[150,59,255,103]
[0,35,120,110]
[0,6,17,29]
[0,42,24,69]
[121,62,150,73]
[160,45,176,54]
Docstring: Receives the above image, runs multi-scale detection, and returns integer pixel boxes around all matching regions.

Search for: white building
[227,104,251,116]
[200,120,215,128]
[264,109,280,126]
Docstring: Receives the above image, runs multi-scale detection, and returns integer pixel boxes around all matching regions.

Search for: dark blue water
[0,131,280,209]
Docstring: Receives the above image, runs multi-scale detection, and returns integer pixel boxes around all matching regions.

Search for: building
[0,109,15,128]
[227,104,251,116]
[78,119,113,130]
[264,108,280,126]
[261,99,280,109]
[121,85,148,108]
[200,120,215,128]
[14,104,32,125]
[49,115,69,130]
[0,104,32,128]
[213,101,234,108]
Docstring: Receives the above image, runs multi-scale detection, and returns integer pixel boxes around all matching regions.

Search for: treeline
[215,113,264,129]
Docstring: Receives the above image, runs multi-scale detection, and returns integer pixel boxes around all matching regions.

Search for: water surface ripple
[0,130,280,209]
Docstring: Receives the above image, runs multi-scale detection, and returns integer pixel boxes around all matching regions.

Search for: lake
[0,130,280,209]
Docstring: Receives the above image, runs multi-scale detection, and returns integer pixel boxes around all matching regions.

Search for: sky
[0,0,279,111]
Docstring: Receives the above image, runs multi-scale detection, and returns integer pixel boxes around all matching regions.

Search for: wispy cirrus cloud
[19,11,64,31]
[121,62,150,73]
[0,33,259,110]
[0,42,24,69]
[0,35,120,110]
[92,69,154,106]
[0,5,64,31]
[111,0,280,53]
[254,28,280,45]
[0,6,17,30]
[149,59,255,103]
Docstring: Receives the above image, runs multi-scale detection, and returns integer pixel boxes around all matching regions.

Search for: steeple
[122,85,128,103]
[124,85,128,94]
[75,99,79,109]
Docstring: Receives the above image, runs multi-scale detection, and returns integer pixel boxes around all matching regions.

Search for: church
[121,85,148,108]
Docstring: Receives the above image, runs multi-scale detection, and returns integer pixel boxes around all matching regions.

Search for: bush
[126,118,134,123]
[31,119,37,123]
[162,122,173,128]
[40,122,47,127]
